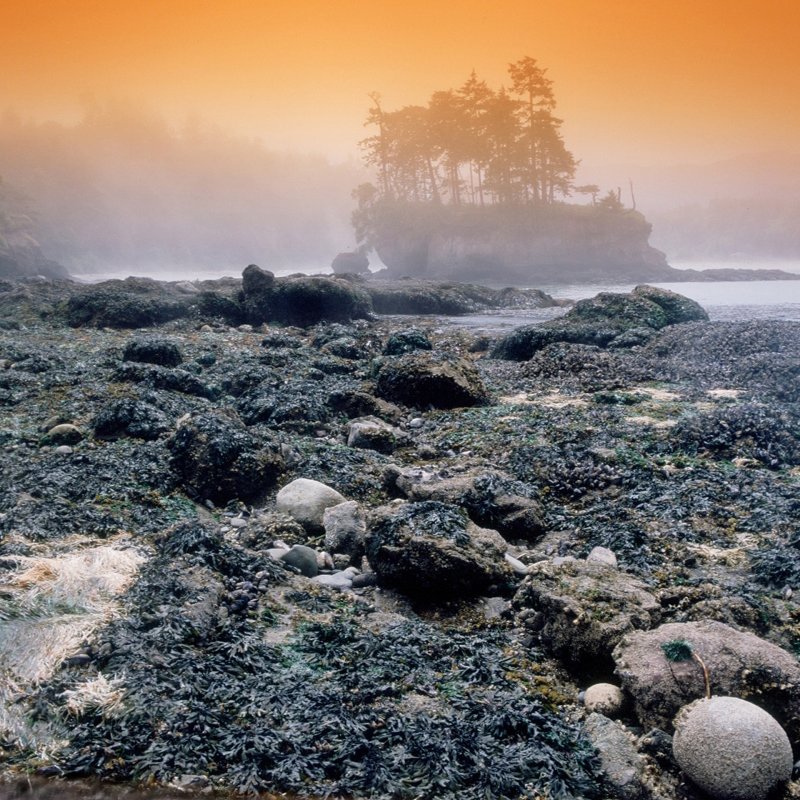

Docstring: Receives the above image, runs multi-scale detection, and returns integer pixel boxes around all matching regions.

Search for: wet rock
[331,251,369,275]
[276,478,346,533]
[584,713,651,800]
[492,286,707,361]
[312,571,354,590]
[167,409,284,504]
[327,389,403,422]
[673,697,793,800]
[347,416,404,453]
[587,546,618,568]
[92,398,170,440]
[323,500,366,563]
[41,423,83,446]
[391,468,546,542]
[249,275,372,328]
[279,544,319,578]
[613,620,800,742]
[114,362,219,399]
[383,329,433,356]
[365,500,512,600]
[584,683,625,717]
[65,280,189,328]
[514,559,659,669]
[375,354,488,409]
[122,337,183,367]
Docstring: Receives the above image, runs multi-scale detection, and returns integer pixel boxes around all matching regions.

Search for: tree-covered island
[352,57,673,283]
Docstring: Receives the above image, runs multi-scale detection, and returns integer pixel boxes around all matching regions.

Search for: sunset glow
[3,0,799,171]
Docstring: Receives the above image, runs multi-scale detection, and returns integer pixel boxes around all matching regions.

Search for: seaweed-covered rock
[383,329,433,356]
[613,621,800,744]
[246,275,372,327]
[327,389,403,422]
[66,281,190,328]
[514,559,659,669]
[167,409,283,504]
[492,286,707,361]
[365,501,512,599]
[375,354,488,409]
[671,402,799,468]
[391,469,545,542]
[40,423,83,446]
[114,362,219,399]
[240,263,275,323]
[346,416,404,454]
[276,478,346,533]
[673,697,793,800]
[92,398,170,440]
[122,337,183,367]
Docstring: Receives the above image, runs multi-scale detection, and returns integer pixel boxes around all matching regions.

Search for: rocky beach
[0,269,799,800]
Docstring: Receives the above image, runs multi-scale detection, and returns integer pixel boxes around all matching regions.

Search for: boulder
[492,286,708,361]
[382,329,433,356]
[672,697,793,800]
[583,713,651,800]
[375,354,488,409]
[584,683,625,717]
[346,416,404,454]
[92,398,169,440]
[331,251,369,274]
[240,264,276,322]
[122,337,183,367]
[364,500,512,600]
[248,276,372,328]
[167,410,283,504]
[65,280,190,328]
[40,423,83,446]
[276,478,346,533]
[390,468,545,542]
[513,559,659,669]
[323,501,366,562]
[612,620,800,743]
[279,544,319,578]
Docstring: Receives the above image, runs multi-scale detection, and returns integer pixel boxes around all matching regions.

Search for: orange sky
[3,0,799,173]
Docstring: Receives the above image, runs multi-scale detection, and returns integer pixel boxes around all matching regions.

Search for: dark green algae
[1,289,799,798]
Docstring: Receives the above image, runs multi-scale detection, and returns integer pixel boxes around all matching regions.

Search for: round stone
[673,696,793,800]
[584,683,625,717]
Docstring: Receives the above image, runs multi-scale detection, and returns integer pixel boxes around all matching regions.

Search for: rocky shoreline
[1,272,799,800]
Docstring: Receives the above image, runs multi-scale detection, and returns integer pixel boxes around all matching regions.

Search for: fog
[0,103,366,277]
[2,102,799,278]
[579,152,800,263]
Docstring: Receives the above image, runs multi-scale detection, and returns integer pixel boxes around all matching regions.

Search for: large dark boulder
[242,269,372,328]
[331,251,369,274]
[123,337,183,367]
[365,501,512,599]
[492,286,708,361]
[167,409,284,504]
[375,354,488,409]
[92,398,170,440]
[66,279,190,328]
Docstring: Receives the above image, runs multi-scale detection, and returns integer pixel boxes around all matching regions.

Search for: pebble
[55,445,73,455]
[312,572,354,590]
[230,517,247,529]
[504,552,529,574]
[408,417,425,429]
[584,683,625,717]
[587,546,618,568]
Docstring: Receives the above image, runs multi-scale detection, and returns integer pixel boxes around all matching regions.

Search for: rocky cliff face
[373,203,675,284]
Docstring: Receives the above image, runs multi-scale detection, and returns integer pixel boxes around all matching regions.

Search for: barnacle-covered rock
[514,558,659,669]
[613,620,800,743]
[167,409,284,504]
[365,500,512,599]
[375,353,488,409]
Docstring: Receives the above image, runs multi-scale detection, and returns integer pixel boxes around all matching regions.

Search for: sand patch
[625,415,677,428]
[706,388,741,399]
[637,387,681,402]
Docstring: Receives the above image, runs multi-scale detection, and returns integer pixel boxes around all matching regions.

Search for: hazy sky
[4,0,799,174]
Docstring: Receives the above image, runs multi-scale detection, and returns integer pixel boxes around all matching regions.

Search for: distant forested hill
[0,105,364,274]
